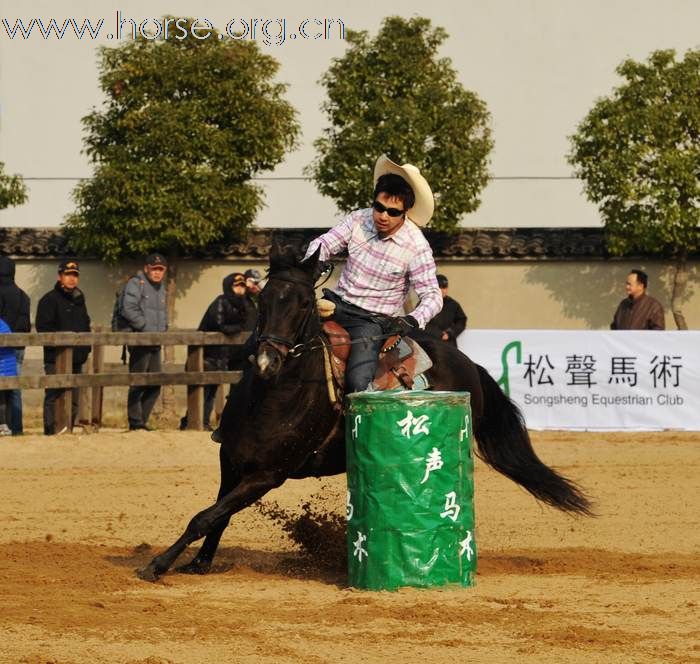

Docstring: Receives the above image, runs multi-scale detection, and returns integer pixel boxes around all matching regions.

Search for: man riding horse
[304,155,443,394]
[136,156,591,582]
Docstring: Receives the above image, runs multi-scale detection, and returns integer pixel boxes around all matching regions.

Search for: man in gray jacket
[121,253,168,430]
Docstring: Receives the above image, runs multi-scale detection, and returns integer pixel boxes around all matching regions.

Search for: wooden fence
[0,330,249,432]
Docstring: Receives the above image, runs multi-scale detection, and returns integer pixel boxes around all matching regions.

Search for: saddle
[318,300,433,409]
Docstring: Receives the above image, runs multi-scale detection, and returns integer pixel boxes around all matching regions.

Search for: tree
[307,16,492,232]
[569,49,700,330]
[65,18,299,415]
[0,162,28,209]
[66,17,299,298]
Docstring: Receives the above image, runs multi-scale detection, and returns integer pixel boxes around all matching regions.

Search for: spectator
[244,268,263,299]
[0,317,18,436]
[611,269,665,330]
[120,253,168,431]
[236,272,259,366]
[0,256,30,434]
[36,260,91,435]
[179,272,257,430]
[209,272,259,444]
[425,274,467,347]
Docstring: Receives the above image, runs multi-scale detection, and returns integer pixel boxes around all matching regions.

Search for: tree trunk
[160,254,179,416]
[670,253,689,330]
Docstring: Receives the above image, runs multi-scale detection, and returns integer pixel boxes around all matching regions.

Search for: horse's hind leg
[137,468,285,582]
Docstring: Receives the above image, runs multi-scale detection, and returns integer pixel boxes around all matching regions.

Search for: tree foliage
[569,49,700,257]
[308,16,493,232]
[0,162,28,210]
[65,18,300,261]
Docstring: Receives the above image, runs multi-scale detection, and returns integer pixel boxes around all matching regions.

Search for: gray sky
[1,0,699,228]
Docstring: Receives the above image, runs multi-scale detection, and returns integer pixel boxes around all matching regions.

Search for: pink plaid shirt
[306,208,442,328]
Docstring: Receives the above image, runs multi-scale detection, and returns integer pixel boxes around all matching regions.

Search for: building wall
[434,260,699,330]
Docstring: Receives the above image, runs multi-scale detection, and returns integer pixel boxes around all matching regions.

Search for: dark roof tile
[0,227,694,261]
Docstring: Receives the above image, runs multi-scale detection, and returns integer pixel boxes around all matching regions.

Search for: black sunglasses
[372,200,405,218]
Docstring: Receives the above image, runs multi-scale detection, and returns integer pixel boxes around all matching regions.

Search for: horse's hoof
[136,565,161,582]
[175,558,211,575]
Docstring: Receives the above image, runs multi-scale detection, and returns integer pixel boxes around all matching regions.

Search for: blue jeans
[323,290,385,394]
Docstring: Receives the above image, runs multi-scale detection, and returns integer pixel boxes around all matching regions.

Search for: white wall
[1,0,700,229]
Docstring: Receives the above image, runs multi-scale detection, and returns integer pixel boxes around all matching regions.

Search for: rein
[289,333,397,358]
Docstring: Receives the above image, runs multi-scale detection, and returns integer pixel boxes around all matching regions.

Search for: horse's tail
[473,364,593,516]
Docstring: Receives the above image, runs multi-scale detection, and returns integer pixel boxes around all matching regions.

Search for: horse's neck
[305,313,321,339]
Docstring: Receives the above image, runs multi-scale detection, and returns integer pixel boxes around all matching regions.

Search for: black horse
[137,243,591,581]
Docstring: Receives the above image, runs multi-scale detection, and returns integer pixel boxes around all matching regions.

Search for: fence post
[78,360,91,426]
[54,346,73,434]
[186,345,204,430]
[91,326,105,428]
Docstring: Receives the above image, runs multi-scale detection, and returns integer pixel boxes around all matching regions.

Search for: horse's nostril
[257,349,282,378]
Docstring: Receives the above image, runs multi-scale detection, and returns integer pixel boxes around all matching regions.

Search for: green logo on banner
[497,340,522,397]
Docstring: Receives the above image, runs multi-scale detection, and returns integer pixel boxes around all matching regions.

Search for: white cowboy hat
[373,155,434,227]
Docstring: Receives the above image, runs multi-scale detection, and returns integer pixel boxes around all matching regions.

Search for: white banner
[457,330,700,431]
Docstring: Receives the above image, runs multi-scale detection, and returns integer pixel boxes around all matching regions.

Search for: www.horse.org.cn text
[1,13,346,46]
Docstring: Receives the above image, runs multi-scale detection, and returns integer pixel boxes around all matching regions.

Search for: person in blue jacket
[0,317,18,436]
[0,256,30,434]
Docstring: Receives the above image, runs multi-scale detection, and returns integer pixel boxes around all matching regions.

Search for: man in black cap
[425,274,467,347]
[120,253,168,430]
[36,260,91,435]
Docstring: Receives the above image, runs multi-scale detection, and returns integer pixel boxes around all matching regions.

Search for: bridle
[256,271,322,358]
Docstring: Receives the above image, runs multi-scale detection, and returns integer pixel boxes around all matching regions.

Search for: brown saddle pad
[321,320,432,393]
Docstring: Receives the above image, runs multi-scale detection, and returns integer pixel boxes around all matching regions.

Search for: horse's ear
[269,238,296,269]
[269,238,284,265]
[301,245,322,274]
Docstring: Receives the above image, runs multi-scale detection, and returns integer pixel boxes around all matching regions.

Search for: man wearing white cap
[305,155,442,394]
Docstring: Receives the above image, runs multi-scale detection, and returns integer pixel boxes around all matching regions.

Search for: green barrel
[345,390,476,591]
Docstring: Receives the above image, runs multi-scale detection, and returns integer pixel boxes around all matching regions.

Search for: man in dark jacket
[425,274,467,347]
[36,260,91,435]
[0,256,31,434]
[120,253,168,431]
[180,272,257,430]
[611,270,665,330]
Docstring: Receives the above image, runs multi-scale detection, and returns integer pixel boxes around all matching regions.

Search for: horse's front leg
[175,447,239,575]
[137,469,285,582]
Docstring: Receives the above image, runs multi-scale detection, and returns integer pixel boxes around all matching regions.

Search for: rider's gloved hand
[390,315,419,336]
